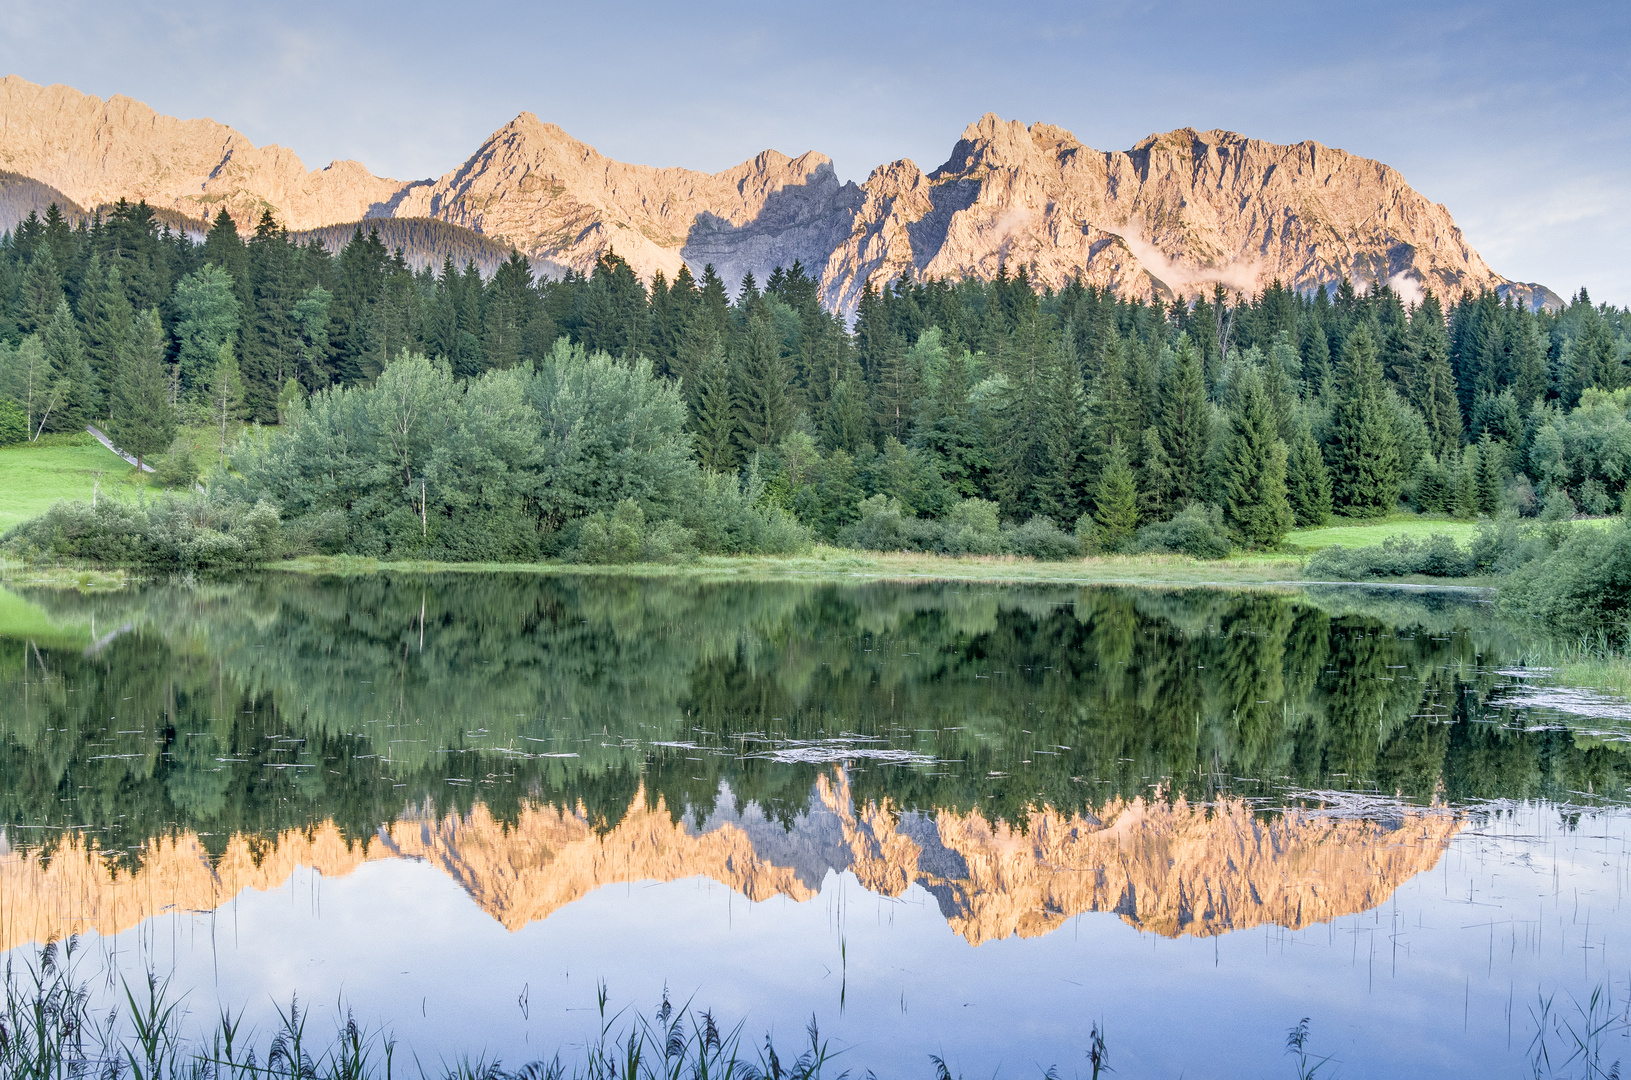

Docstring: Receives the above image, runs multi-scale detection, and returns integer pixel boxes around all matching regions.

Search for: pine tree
[1137,425,1174,521]
[1509,316,1549,408]
[1285,419,1332,527]
[1300,318,1332,398]
[1476,435,1505,515]
[173,264,241,401]
[110,309,175,473]
[1215,369,1293,547]
[1160,337,1212,505]
[41,298,96,432]
[1325,326,1400,516]
[1409,454,1452,514]
[688,333,737,469]
[1417,334,1463,460]
[19,245,63,334]
[1453,445,1480,518]
[1092,439,1139,552]
[914,348,987,497]
[733,313,791,451]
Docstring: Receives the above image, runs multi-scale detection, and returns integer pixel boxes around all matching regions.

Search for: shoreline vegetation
[3,940,1620,1080]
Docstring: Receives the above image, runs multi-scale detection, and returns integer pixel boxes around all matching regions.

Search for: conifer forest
[1,200,1628,567]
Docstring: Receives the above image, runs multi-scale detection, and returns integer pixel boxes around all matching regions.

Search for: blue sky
[2,0,1626,303]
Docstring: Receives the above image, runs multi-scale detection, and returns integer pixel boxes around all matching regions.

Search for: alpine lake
[2,572,1630,1078]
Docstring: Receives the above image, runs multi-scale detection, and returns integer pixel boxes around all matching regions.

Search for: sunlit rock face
[0,76,1555,310]
[0,773,1459,951]
[0,76,410,231]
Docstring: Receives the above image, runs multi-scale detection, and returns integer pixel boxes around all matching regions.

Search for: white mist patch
[986,208,1035,252]
[1115,228,1262,296]
[1388,271,1426,307]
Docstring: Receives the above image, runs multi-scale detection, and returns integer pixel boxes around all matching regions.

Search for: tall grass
[0,941,853,1080]
[11,939,1614,1079]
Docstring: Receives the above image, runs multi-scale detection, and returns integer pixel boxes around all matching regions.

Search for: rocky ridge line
[0,75,1558,310]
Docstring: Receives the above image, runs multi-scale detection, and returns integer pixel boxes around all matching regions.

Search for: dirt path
[86,425,155,473]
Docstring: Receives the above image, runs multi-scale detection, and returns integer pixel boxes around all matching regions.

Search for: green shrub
[1003,516,1080,560]
[1500,516,1631,638]
[571,500,697,564]
[682,468,811,556]
[839,495,939,552]
[938,498,1004,556]
[1305,533,1473,579]
[152,445,200,488]
[1131,504,1232,559]
[282,509,350,555]
[1,496,282,568]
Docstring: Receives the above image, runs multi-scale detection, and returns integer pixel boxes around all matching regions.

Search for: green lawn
[1286,515,1482,551]
[1287,512,1617,552]
[0,437,141,532]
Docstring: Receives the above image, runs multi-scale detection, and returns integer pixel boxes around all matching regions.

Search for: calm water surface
[1,575,1629,1077]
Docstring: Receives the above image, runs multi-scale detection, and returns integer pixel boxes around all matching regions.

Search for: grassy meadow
[1285,514,1484,550]
[0,435,140,531]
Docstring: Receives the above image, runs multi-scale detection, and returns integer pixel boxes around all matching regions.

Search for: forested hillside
[0,199,1627,566]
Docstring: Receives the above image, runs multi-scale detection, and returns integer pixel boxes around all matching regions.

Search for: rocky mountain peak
[0,77,1559,310]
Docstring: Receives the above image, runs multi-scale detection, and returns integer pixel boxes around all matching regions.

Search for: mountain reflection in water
[3,574,1630,1078]
[0,770,1462,950]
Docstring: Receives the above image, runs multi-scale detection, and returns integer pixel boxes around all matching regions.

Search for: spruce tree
[822,367,872,455]
[1325,326,1400,516]
[914,348,986,497]
[1036,335,1085,521]
[733,313,791,452]
[1418,339,1463,460]
[1266,332,1301,438]
[1453,445,1480,518]
[1137,425,1174,521]
[19,245,63,334]
[173,264,241,401]
[1476,435,1505,515]
[873,334,918,442]
[1092,439,1139,552]
[1285,419,1332,527]
[1509,317,1549,407]
[110,309,175,473]
[41,298,96,432]
[202,208,249,291]
[1409,454,1452,514]
[688,334,737,469]
[1160,337,1211,505]
[1215,369,1292,547]
[1300,317,1332,398]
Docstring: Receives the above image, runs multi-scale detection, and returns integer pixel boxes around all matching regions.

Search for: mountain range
[0,75,1559,310]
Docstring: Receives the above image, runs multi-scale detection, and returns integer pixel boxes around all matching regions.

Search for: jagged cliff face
[0,75,1550,308]
[822,116,1512,312]
[0,76,408,231]
[0,774,1459,951]
[388,113,860,288]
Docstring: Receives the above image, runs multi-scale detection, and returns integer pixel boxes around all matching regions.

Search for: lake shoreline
[0,546,1505,592]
